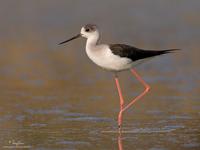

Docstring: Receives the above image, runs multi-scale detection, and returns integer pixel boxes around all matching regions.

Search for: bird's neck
[86,34,100,50]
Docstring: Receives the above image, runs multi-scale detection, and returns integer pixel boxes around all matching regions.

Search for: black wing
[109,44,179,61]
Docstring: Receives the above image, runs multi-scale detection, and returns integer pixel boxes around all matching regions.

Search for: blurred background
[0,0,199,149]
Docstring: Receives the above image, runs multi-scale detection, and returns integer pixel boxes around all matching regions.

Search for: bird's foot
[118,125,122,133]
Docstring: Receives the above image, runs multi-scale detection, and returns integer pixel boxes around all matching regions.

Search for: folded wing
[109,44,180,61]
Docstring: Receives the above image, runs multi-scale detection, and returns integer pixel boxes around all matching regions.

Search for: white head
[59,24,99,45]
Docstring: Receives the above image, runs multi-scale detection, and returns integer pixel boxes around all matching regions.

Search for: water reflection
[118,133,123,150]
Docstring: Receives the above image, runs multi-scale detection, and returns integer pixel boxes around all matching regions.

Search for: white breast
[86,45,132,71]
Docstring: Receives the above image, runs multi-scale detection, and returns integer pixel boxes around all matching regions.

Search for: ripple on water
[57,140,90,146]
[30,95,58,101]
[183,142,200,148]
[102,125,184,134]
[149,148,167,150]
[62,112,113,123]
[168,115,192,120]
[30,123,47,127]
[25,108,64,115]
[146,110,164,115]
[0,115,12,123]
[16,115,26,121]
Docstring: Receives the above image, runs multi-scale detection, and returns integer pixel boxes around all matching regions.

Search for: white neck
[86,33,100,50]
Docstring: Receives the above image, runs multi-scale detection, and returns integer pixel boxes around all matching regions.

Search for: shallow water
[0,0,200,150]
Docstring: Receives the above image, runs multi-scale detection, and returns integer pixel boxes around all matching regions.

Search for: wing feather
[109,44,179,61]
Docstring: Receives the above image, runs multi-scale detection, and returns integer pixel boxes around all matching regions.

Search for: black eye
[85,28,90,32]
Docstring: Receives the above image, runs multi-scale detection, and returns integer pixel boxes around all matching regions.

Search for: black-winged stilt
[59,24,179,130]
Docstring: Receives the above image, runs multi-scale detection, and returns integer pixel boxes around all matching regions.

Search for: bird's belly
[86,49,132,71]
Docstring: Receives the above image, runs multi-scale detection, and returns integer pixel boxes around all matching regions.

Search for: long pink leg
[114,75,124,129]
[114,69,150,129]
[122,69,150,111]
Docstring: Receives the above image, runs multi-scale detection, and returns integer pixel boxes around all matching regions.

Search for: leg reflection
[118,132,123,150]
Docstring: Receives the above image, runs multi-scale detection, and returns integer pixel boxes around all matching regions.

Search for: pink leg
[114,75,124,129]
[122,69,150,112]
[114,69,150,129]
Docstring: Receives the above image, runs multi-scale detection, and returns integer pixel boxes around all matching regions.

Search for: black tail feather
[160,49,180,54]
[130,48,180,61]
[140,48,180,59]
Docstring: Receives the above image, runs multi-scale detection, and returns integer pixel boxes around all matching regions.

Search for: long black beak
[59,34,81,45]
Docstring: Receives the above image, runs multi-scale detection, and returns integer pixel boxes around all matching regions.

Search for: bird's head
[80,24,99,39]
[59,24,99,45]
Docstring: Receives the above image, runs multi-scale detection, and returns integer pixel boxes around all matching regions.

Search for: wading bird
[59,24,179,130]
